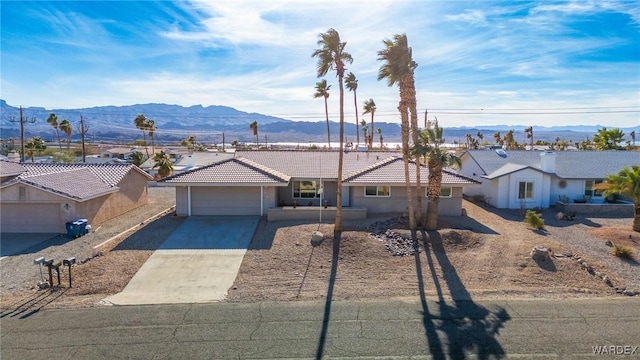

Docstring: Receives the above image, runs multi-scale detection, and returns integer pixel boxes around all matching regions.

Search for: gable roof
[0,160,25,178]
[344,156,479,185]
[483,163,536,180]
[0,161,151,201]
[463,150,640,179]
[159,157,290,186]
[156,151,479,186]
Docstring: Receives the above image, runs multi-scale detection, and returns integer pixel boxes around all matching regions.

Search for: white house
[459,149,639,209]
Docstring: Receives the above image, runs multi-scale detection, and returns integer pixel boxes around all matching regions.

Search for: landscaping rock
[530,247,551,262]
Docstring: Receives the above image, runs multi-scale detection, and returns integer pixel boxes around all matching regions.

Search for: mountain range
[1,100,636,145]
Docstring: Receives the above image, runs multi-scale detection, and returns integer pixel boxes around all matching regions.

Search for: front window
[585,180,603,197]
[518,181,534,200]
[440,187,452,198]
[293,180,320,198]
[365,186,390,197]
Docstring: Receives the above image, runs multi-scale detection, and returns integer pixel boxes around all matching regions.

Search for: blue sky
[1,0,639,128]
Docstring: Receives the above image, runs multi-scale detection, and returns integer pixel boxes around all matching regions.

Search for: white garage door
[1,203,61,233]
[191,187,262,215]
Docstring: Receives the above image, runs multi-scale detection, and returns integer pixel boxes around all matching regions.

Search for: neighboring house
[140,148,235,176]
[459,149,639,209]
[0,161,152,233]
[157,150,479,220]
[101,147,138,159]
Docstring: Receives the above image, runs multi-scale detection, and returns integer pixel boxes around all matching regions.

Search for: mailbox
[63,257,76,288]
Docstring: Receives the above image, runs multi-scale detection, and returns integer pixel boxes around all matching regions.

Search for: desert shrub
[525,210,545,230]
[612,244,634,259]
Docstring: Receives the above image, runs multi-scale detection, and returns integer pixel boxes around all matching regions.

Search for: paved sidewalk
[104,216,260,305]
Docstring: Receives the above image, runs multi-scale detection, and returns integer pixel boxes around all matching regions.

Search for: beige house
[0,161,152,233]
[158,150,479,221]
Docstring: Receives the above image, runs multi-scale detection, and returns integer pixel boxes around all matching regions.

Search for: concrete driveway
[0,233,61,259]
[104,216,260,305]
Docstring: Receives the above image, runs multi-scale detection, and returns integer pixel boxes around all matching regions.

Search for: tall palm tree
[413,125,462,230]
[377,33,418,233]
[360,119,368,145]
[312,28,353,238]
[504,130,516,150]
[524,126,533,149]
[59,119,72,150]
[46,113,62,149]
[134,114,150,158]
[249,121,259,146]
[594,166,640,232]
[493,131,502,146]
[152,150,174,178]
[345,72,360,145]
[362,99,376,149]
[146,119,156,155]
[376,128,384,148]
[313,79,332,148]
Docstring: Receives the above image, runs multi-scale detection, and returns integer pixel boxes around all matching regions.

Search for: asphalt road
[1,298,639,359]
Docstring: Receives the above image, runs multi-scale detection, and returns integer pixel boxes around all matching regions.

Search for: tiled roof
[344,156,479,185]
[159,157,290,184]
[464,150,640,179]
[0,160,25,177]
[483,163,532,179]
[157,150,479,186]
[1,162,151,201]
[236,150,402,179]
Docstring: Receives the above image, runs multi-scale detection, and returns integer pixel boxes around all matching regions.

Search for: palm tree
[152,151,174,178]
[413,125,462,230]
[46,113,62,149]
[593,127,625,150]
[477,131,484,146]
[360,119,369,146]
[313,79,332,148]
[25,136,47,162]
[524,126,533,149]
[146,119,156,155]
[312,28,353,238]
[493,131,502,146]
[504,130,516,150]
[630,131,636,147]
[345,72,360,145]
[129,151,145,167]
[249,121,259,146]
[594,166,640,232]
[181,135,197,152]
[376,128,384,148]
[134,114,150,158]
[362,99,376,149]
[59,119,72,150]
[377,33,418,233]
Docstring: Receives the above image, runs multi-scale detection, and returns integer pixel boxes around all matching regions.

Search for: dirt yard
[1,199,638,311]
[227,200,638,302]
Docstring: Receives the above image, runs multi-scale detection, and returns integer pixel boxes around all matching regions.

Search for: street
[1,298,638,359]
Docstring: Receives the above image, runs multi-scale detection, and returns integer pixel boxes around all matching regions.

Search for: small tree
[594,165,640,232]
[525,210,545,230]
[25,136,47,162]
[152,151,174,178]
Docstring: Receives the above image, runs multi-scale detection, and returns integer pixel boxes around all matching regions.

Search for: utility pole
[77,115,89,162]
[222,132,225,151]
[9,106,37,163]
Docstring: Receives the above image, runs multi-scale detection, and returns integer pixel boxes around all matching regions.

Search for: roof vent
[495,149,507,158]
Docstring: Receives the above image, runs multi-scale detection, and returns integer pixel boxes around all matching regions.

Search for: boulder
[530,246,551,262]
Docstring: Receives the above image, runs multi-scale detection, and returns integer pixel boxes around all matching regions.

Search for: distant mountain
[1,100,636,145]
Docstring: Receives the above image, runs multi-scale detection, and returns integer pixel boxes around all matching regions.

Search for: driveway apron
[104,216,259,305]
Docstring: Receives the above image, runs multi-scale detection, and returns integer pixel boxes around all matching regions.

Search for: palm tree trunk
[399,102,416,234]
[634,203,640,232]
[425,161,443,230]
[353,91,359,145]
[324,97,331,149]
[335,75,345,237]
[56,129,62,150]
[407,79,422,226]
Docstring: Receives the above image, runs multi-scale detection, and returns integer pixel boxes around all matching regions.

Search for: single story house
[157,150,479,221]
[459,149,639,210]
[0,160,152,233]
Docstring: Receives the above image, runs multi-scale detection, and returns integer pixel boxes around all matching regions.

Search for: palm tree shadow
[315,232,341,360]
[418,229,511,359]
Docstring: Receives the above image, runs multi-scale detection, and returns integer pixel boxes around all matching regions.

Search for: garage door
[191,187,262,215]
[1,203,61,233]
